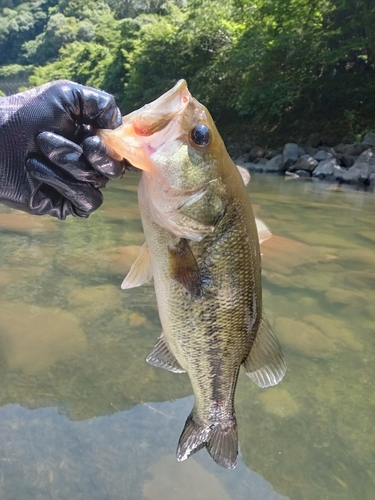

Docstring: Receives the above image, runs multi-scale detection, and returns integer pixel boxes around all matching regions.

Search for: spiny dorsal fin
[168,239,202,299]
[146,333,185,373]
[121,242,153,289]
[243,314,286,388]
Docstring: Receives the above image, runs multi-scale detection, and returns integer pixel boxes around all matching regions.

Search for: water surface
[0,173,374,500]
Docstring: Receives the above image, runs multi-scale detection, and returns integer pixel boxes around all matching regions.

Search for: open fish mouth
[99,80,192,171]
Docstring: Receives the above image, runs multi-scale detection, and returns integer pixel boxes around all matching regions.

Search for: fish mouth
[99,80,191,171]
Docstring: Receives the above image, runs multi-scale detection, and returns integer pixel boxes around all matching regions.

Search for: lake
[0,172,374,500]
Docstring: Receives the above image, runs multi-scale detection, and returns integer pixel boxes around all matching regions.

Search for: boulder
[306,146,318,156]
[248,146,265,161]
[312,158,338,177]
[332,165,347,179]
[362,133,375,147]
[244,161,264,172]
[282,143,299,169]
[354,148,375,169]
[340,154,357,168]
[232,154,249,166]
[295,170,311,177]
[288,154,318,172]
[342,143,367,156]
[342,165,363,182]
[313,150,333,161]
[263,153,283,172]
[333,143,348,154]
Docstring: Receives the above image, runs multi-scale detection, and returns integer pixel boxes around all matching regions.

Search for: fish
[99,80,286,469]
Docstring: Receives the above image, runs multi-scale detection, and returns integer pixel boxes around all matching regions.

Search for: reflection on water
[0,172,374,499]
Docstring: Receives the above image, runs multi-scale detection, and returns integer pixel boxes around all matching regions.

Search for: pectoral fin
[243,314,286,388]
[121,242,153,289]
[236,165,251,186]
[146,333,185,373]
[168,239,202,299]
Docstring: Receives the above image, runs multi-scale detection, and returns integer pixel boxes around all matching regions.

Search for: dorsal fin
[243,314,286,387]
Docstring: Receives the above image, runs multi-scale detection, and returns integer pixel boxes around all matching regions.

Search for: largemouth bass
[99,80,286,469]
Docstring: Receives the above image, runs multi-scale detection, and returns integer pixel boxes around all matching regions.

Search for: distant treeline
[1,0,375,140]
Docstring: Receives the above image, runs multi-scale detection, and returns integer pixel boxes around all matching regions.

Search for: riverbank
[229,133,375,190]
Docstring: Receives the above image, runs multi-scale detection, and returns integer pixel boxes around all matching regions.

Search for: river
[0,172,373,500]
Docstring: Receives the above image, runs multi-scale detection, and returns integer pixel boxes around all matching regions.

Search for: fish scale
[99,79,286,469]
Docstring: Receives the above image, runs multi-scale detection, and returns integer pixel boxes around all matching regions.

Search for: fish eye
[190,124,210,147]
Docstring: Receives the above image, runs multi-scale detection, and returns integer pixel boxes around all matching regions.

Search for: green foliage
[1,0,375,138]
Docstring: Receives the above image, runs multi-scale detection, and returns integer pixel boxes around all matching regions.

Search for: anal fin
[121,242,153,289]
[146,333,185,373]
[243,314,286,388]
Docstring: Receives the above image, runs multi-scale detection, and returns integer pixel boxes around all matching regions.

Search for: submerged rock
[68,284,123,319]
[0,212,56,234]
[275,317,336,358]
[258,388,299,418]
[143,455,232,500]
[0,301,87,374]
[304,314,363,352]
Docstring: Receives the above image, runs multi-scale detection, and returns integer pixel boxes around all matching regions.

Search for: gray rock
[333,143,348,154]
[312,158,338,177]
[243,162,262,172]
[362,133,375,147]
[355,148,375,167]
[282,143,299,169]
[342,164,370,182]
[295,170,310,177]
[306,146,318,157]
[248,146,265,162]
[263,154,283,172]
[342,143,367,156]
[233,154,249,166]
[332,165,347,179]
[288,154,318,172]
[340,155,357,168]
[313,150,333,161]
[298,146,307,156]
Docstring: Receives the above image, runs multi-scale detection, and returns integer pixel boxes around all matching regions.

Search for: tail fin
[176,410,238,469]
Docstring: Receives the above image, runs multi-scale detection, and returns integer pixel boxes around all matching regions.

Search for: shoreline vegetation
[1,0,375,177]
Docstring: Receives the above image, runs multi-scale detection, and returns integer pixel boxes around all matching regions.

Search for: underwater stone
[258,388,299,418]
[275,317,336,358]
[0,301,87,374]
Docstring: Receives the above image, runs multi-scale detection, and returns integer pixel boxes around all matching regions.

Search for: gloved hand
[0,80,125,219]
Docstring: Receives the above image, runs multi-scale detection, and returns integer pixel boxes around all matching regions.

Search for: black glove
[0,80,125,219]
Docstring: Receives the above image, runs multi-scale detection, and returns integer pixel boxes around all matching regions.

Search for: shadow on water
[0,172,374,499]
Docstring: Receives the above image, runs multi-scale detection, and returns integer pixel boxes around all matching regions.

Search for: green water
[0,173,374,500]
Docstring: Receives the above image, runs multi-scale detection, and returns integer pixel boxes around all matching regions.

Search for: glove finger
[67,82,122,129]
[26,157,103,216]
[82,136,126,178]
[36,131,108,188]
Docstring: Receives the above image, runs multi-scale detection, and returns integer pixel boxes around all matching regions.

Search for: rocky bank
[231,132,375,189]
